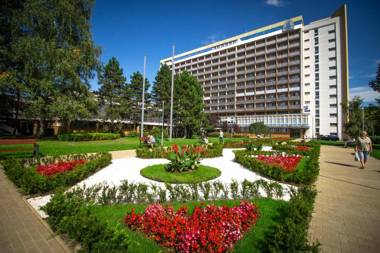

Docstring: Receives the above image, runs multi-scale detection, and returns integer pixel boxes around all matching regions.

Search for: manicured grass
[140,164,221,183]
[89,198,287,253]
[0,137,248,158]
[372,149,380,160]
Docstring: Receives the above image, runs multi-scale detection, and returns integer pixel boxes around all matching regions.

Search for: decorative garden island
[2,138,320,252]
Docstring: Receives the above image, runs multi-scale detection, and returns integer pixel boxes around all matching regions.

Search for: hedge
[1,153,111,195]
[42,190,130,252]
[265,186,320,252]
[136,143,223,159]
[234,143,320,185]
[57,132,120,141]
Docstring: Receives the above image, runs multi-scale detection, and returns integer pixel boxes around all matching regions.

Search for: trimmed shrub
[43,190,129,252]
[234,143,320,185]
[57,132,120,141]
[1,153,111,195]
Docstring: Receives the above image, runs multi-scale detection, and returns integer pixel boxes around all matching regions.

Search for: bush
[57,132,120,141]
[125,131,139,137]
[234,143,320,185]
[265,186,320,252]
[136,143,223,159]
[1,153,111,195]
[370,136,380,144]
[43,191,129,252]
[166,144,203,172]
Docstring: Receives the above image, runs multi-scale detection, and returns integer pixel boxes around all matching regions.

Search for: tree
[0,0,100,136]
[173,71,204,138]
[152,64,171,117]
[126,72,150,126]
[249,122,269,136]
[98,57,127,131]
[344,96,364,138]
[369,63,380,92]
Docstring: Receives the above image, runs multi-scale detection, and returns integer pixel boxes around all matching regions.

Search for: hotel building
[160,5,349,139]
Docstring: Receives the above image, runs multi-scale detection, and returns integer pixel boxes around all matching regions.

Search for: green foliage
[249,122,270,136]
[173,71,205,138]
[149,126,168,139]
[344,96,364,138]
[140,164,221,184]
[126,71,150,123]
[98,57,128,130]
[57,132,120,141]
[266,186,320,252]
[151,64,172,120]
[42,191,130,252]
[1,153,111,194]
[234,143,320,185]
[0,0,100,136]
[369,62,380,92]
[166,145,202,172]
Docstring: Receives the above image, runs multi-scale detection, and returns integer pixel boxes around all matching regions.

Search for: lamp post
[361,107,365,132]
[169,44,175,141]
[140,56,146,139]
[161,101,165,146]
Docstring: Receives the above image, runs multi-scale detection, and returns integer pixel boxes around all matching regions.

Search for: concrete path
[109,149,136,159]
[0,169,71,253]
[309,145,380,253]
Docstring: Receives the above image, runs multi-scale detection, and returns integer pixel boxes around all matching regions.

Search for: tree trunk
[38,120,45,137]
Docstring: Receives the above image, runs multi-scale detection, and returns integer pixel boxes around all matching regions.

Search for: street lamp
[140,56,147,139]
[161,101,165,146]
[169,44,175,141]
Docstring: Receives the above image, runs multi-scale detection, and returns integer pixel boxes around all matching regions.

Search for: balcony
[277,62,288,68]
[289,51,300,57]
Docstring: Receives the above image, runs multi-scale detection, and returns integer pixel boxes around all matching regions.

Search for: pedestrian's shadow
[325,161,357,168]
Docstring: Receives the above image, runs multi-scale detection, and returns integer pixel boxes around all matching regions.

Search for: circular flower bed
[140,164,221,184]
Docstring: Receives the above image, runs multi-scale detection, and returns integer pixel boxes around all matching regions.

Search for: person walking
[355,131,372,169]
[219,129,224,144]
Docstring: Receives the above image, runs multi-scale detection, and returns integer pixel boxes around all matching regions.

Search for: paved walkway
[0,169,70,253]
[309,145,380,253]
[109,149,136,159]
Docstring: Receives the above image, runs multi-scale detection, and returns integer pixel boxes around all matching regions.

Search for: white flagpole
[169,44,175,141]
[140,56,146,139]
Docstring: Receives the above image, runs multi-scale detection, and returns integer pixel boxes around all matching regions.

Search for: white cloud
[202,33,224,45]
[350,86,379,103]
[265,0,284,7]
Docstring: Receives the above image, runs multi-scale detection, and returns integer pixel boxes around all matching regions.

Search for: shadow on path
[324,161,357,168]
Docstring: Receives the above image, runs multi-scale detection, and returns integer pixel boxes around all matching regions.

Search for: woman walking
[355,131,372,169]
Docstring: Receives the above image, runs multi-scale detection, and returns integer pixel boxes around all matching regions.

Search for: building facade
[160,5,349,139]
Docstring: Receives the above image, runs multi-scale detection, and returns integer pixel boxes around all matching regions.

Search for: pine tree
[369,63,380,92]
[152,64,172,118]
[127,71,150,125]
[98,57,127,131]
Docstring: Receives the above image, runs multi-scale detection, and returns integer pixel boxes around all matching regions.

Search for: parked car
[318,134,339,141]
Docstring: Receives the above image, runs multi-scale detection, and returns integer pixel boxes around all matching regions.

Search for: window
[315,73,319,81]
[305,92,310,95]
[315,55,319,63]
[329,38,336,43]
[305,48,310,51]
[315,46,319,54]
[330,123,337,126]
[304,30,309,34]
[329,75,337,79]
[305,74,310,77]
[304,56,310,60]
[314,37,319,45]
[316,82,320,89]
[315,64,319,72]
[304,39,310,42]
[314,29,319,36]
[330,104,337,108]
[329,66,336,70]
[329,47,336,51]
[305,65,310,68]
[330,113,337,117]
[330,94,337,98]
[328,30,335,34]
[329,57,336,61]
[305,82,310,86]
[330,85,337,89]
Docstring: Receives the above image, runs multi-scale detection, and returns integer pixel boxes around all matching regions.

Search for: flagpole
[140,56,146,139]
[169,44,175,141]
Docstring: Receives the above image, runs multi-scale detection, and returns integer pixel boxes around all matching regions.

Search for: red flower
[296,146,310,151]
[172,144,179,154]
[36,160,86,176]
[124,202,258,253]
[256,155,301,172]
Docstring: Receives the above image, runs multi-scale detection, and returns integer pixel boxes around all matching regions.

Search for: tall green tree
[0,0,100,136]
[127,71,150,125]
[369,63,380,92]
[173,71,204,138]
[98,57,127,131]
[249,122,270,136]
[152,64,171,118]
[344,96,364,138]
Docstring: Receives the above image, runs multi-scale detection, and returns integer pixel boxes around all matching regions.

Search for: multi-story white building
[160,5,349,139]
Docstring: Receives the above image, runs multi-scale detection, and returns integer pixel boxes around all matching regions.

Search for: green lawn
[89,198,287,253]
[0,137,248,158]
[140,164,221,183]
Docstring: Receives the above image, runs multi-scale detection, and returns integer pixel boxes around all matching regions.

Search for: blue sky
[90,0,380,103]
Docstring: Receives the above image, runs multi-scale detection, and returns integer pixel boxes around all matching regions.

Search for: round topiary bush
[140,164,221,184]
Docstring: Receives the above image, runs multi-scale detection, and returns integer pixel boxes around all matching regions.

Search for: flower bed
[1,153,111,194]
[37,160,86,176]
[124,202,258,253]
[136,143,223,159]
[255,155,302,172]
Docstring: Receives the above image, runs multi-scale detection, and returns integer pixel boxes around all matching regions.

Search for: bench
[0,139,40,156]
